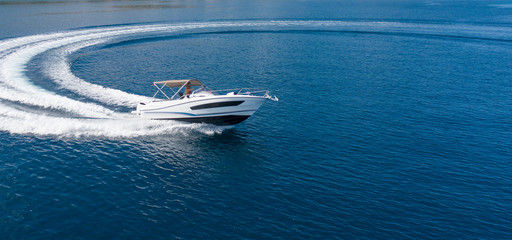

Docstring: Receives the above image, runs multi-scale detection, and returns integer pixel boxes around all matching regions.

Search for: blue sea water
[1,0,512,239]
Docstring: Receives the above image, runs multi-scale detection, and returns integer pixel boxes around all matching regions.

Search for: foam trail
[0,104,225,137]
[1,20,512,137]
[0,87,116,118]
[0,24,193,109]
[0,32,127,117]
[46,40,152,107]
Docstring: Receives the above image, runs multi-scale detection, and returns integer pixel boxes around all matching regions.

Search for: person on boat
[184,82,192,95]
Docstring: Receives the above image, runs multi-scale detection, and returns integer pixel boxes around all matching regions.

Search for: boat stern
[131,102,147,115]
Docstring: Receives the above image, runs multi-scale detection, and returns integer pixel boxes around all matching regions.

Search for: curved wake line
[0,104,228,137]
[45,39,152,107]
[0,20,511,137]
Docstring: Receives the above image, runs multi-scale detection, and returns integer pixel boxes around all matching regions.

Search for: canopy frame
[151,79,204,100]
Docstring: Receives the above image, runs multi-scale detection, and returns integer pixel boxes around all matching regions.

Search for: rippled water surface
[1,0,512,239]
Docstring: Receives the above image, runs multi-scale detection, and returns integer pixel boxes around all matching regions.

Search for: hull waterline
[159,115,251,125]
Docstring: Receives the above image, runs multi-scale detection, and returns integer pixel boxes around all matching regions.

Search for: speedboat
[131,79,278,125]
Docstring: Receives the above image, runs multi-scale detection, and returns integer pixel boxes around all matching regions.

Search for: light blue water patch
[490,3,512,8]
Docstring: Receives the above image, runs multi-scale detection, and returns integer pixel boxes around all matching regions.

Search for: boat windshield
[192,85,214,94]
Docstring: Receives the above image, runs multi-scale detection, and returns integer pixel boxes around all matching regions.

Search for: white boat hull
[133,95,266,125]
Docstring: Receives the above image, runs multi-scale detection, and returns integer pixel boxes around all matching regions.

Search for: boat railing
[213,88,270,96]
[150,83,278,102]
[214,88,278,101]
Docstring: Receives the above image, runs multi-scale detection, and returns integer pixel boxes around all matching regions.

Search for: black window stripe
[190,101,244,110]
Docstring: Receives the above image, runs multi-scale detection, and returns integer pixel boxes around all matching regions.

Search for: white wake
[0,20,510,137]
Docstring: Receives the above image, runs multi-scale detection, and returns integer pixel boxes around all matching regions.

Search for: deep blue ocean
[1,0,512,239]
